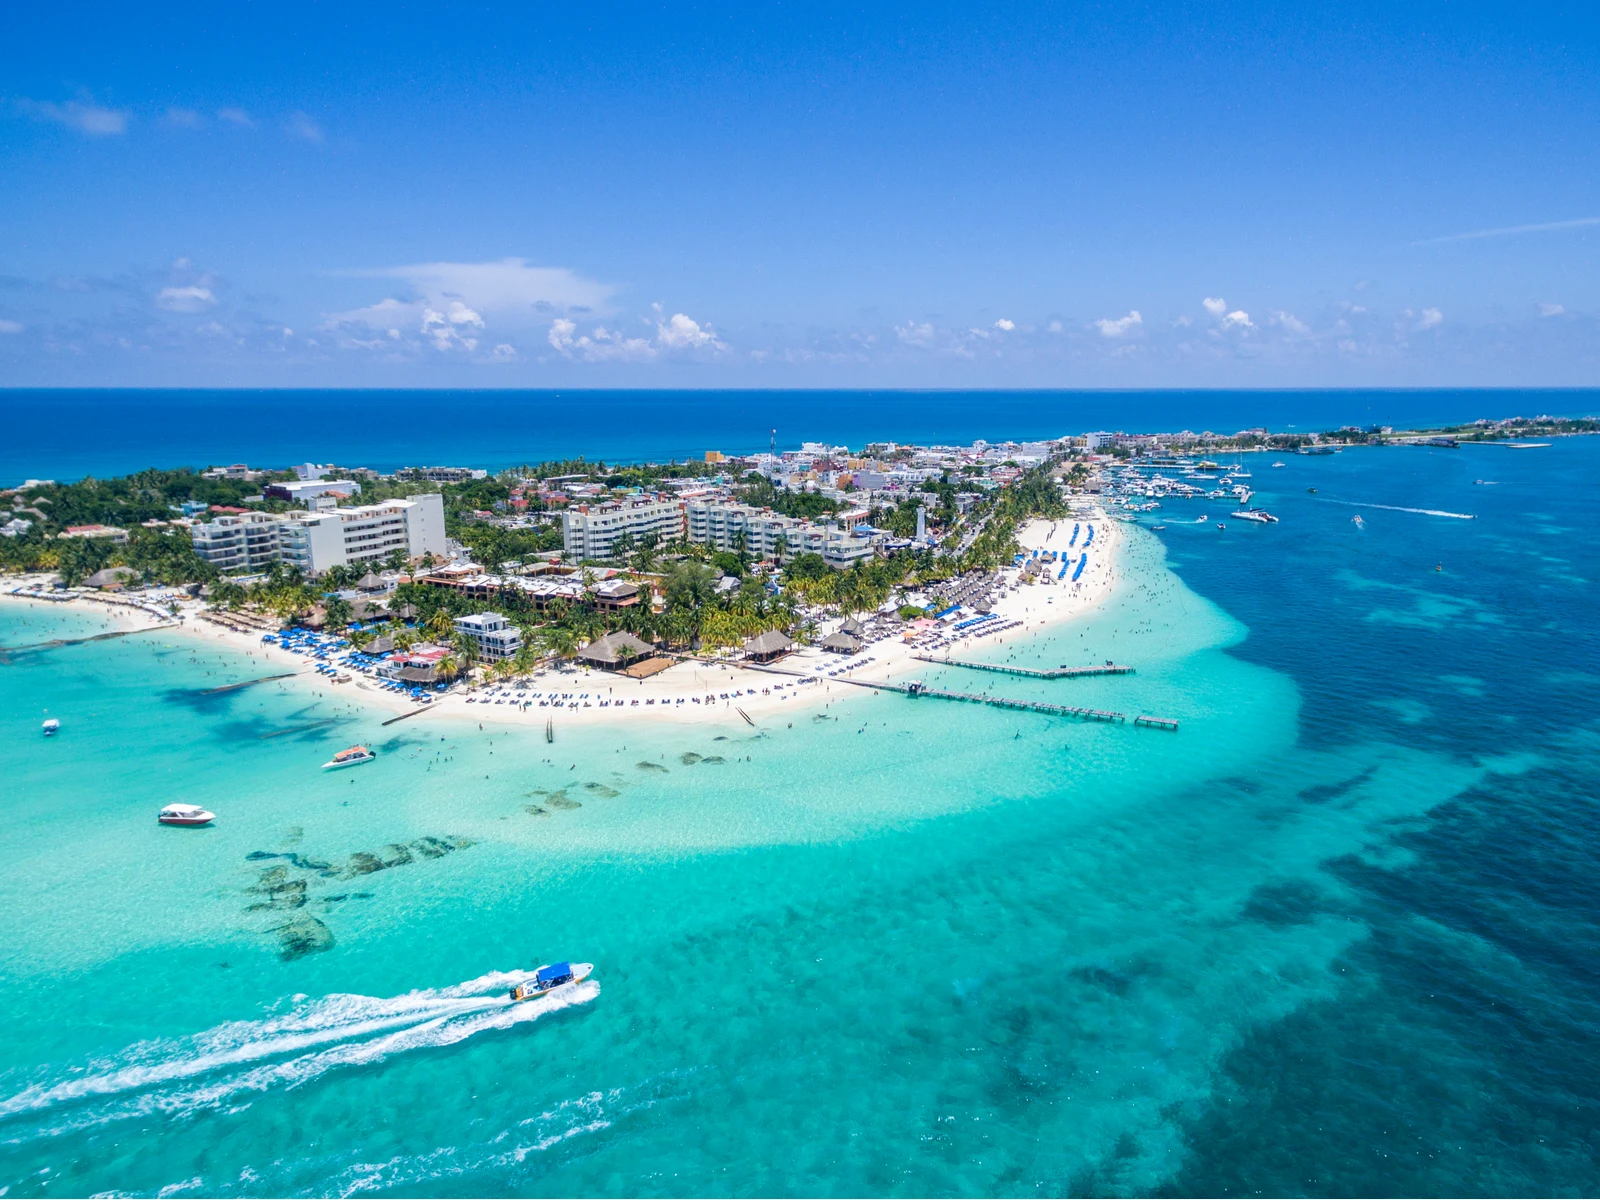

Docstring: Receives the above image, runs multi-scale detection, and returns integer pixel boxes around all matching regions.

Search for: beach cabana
[85,566,139,591]
[743,630,794,662]
[840,616,865,636]
[820,630,862,654]
[357,571,385,592]
[578,630,653,671]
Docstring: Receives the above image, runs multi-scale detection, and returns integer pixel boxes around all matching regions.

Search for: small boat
[42,718,60,736]
[1216,522,1227,529]
[1352,515,1365,527]
[510,961,594,1001]
[1271,461,1286,468]
[1151,524,1167,531]
[321,745,376,770]
[159,803,215,826]
[1306,487,1317,493]
[1196,514,1208,523]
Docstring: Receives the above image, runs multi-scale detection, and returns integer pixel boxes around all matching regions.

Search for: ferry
[510,961,594,1001]
[158,803,215,827]
[42,718,60,736]
[321,745,376,770]
[1231,510,1277,523]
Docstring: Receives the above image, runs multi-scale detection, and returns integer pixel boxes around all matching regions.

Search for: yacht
[1231,510,1277,523]
[159,804,215,827]
[510,961,594,1001]
[42,718,60,736]
[321,745,376,770]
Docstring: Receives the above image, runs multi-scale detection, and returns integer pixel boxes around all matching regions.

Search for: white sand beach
[3,509,1125,732]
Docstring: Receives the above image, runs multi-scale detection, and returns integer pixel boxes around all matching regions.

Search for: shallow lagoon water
[1,439,1597,1195]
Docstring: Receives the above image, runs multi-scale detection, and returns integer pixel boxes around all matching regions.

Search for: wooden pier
[912,655,1133,679]
[1134,715,1180,731]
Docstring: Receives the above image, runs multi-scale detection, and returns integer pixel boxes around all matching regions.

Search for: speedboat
[1231,510,1272,523]
[321,745,376,770]
[510,961,594,1001]
[1271,461,1285,468]
[42,718,60,736]
[159,803,215,826]
[1216,522,1227,529]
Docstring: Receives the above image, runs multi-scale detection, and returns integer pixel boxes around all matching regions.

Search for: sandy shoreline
[2,509,1126,731]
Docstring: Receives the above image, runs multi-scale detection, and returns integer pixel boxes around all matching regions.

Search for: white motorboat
[321,745,376,770]
[42,718,60,736]
[159,804,215,827]
[510,961,594,1001]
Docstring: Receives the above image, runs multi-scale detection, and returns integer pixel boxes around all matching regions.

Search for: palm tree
[540,626,578,662]
[425,609,455,643]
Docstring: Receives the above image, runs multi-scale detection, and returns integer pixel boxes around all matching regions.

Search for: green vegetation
[735,473,844,520]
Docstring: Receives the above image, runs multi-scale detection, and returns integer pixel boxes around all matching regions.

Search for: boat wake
[1316,498,1476,520]
[0,971,598,1142]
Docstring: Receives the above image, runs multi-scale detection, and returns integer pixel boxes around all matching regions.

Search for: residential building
[399,466,489,483]
[201,464,263,481]
[1,518,33,537]
[452,612,522,662]
[279,495,446,575]
[263,479,362,506]
[189,494,446,575]
[190,511,288,571]
[561,497,685,561]
[58,524,130,544]
[685,501,881,569]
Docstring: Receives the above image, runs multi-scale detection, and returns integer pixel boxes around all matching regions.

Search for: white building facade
[452,612,522,662]
[561,498,685,561]
[684,501,881,569]
[189,494,446,576]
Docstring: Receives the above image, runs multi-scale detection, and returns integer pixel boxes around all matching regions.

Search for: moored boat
[321,745,376,770]
[42,718,60,736]
[159,803,215,826]
[510,961,594,1001]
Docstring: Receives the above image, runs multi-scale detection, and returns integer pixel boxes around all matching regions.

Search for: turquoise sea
[3,437,1599,1195]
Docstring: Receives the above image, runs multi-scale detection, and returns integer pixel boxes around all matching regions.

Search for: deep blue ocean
[0,387,1597,482]
[1,392,1599,1196]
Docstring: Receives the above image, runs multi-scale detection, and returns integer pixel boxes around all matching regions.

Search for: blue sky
[2,2,1597,387]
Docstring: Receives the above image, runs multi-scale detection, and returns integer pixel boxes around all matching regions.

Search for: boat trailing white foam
[0,970,599,1142]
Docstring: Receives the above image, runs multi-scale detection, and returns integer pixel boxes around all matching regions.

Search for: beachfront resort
[2,414,1592,720]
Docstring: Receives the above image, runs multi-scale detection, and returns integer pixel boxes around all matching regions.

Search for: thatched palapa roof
[578,630,653,666]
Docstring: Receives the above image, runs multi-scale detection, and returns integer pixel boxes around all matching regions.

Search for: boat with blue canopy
[510,961,594,1001]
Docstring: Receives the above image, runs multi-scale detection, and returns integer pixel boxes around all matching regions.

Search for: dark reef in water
[272,915,334,959]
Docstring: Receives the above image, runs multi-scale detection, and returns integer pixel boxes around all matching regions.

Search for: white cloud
[655,311,725,351]
[1539,303,1565,317]
[421,302,484,351]
[548,318,657,362]
[1416,307,1443,330]
[287,111,324,143]
[164,107,202,128]
[156,286,218,313]
[19,98,129,136]
[489,343,517,362]
[0,319,22,334]
[1202,297,1227,317]
[1093,310,1143,338]
[1222,309,1254,329]
[350,259,616,319]
[1048,319,1063,333]
[896,321,936,347]
[1414,216,1600,245]
[217,107,254,128]
[994,318,1015,331]
[1271,311,1309,334]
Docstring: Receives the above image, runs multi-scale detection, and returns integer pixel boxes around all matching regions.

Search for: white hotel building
[190,495,447,576]
[685,501,881,569]
[560,497,686,561]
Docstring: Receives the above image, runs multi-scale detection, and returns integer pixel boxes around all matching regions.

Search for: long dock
[912,655,1133,679]
[200,672,296,695]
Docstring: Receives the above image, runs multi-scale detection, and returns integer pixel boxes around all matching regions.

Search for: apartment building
[684,501,881,569]
[280,496,446,574]
[263,478,362,505]
[189,494,446,576]
[561,497,685,561]
[189,511,288,571]
[452,612,522,662]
